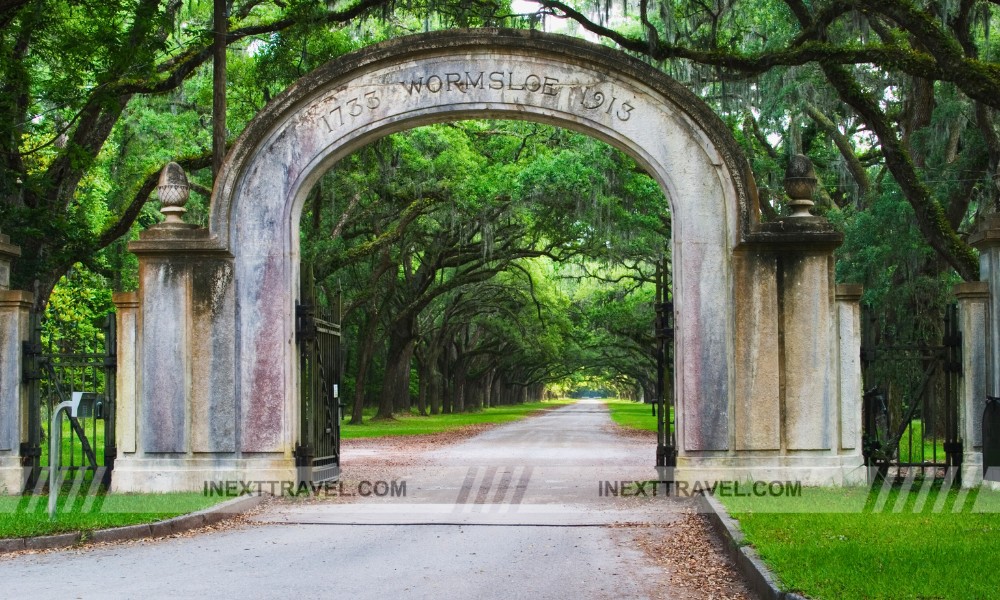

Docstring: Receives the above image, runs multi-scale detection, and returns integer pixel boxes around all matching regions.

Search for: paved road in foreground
[0,401,746,599]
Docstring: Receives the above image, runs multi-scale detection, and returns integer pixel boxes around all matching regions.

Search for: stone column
[112,163,253,491]
[970,215,1000,397]
[112,224,239,492]
[969,217,1000,488]
[836,284,863,455]
[0,233,30,494]
[954,282,988,487]
[113,293,139,457]
[725,155,864,484]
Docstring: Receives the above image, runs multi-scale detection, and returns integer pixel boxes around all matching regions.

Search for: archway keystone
[110,29,864,491]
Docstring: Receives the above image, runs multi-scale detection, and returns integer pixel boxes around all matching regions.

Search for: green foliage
[300,120,669,413]
[834,185,959,345]
[42,264,115,355]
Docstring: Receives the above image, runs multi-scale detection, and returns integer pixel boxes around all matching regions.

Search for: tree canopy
[3,0,995,407]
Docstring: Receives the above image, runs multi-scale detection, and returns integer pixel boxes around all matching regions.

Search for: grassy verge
[341,399,575,439]
[0,493,228,539]
[718,484,1000,599]
[602,398,662,432]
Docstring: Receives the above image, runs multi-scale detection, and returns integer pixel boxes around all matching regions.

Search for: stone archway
[111,29,865,491]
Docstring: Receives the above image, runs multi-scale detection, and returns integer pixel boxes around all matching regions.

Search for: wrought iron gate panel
[296,282,342,484]
[861,304,961,480]
[22,311,117,490]
[655,258,676,472]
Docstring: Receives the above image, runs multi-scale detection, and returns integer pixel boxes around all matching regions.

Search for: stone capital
[0,289,33,310]
[0,238,19,259]
[969,215,1000,249]
[113,292,140,310]
[739,218,844,254]
[128,226,232,258]
[835,283,863,303]
[954,280,989,300]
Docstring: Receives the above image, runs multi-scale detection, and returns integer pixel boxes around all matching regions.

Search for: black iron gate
[21,311,117,491]
[295,276,343,484]
[654,258,677,471]
[861,304,962,480]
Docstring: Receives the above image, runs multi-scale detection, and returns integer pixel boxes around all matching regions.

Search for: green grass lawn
[719,484,1000,599]
[40,416,108,467]
[603,398,666,432]
[0,493,227,539]
[896,419,947,463]
[341,399,575,438]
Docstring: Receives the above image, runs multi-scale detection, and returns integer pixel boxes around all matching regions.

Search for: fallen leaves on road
[628,511,753,600]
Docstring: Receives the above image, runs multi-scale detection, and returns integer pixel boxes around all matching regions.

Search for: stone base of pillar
[676,452,867,486]
[962,451,983,488]
[0,457,27,495]
[111,455,296,493]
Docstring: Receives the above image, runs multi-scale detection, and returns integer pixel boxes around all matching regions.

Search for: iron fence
[861,304,961,481]
[21,311,116,491]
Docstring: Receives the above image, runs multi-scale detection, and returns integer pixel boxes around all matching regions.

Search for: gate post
[113,293,139,460]
[729,156,865,484]
[111,165,245,492]
[954,282,988,487]
[114,223,239,491]
[0,232,31,494]
[971,215,1000,399]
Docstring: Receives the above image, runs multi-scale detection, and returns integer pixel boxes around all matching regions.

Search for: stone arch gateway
[111,29,865,491]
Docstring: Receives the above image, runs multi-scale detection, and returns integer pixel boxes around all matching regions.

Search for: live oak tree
[301,120,670,415]
[10,0,994,412]
[0,0,403,310]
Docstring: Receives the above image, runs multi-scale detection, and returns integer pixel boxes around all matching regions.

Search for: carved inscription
[580,86,634,122]
[319,90,381,132]
[400,71,561,97]
[314,71,639,133]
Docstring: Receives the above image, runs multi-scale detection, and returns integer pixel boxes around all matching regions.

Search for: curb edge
[1,493,269,554]
[696,493,809,600]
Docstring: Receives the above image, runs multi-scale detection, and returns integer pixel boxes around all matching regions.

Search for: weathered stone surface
[956,282,988,488]
[836,284,863,452]
[0,281,26,495]
[972,217,1000,398]
[139,260,188,453]
[733,251,780,450]
[0,291,31,454]
[191,260,236,453]
[113,293,139,454]
[957,283,989,448]
[781,253,834,451]
[0,236,19,290]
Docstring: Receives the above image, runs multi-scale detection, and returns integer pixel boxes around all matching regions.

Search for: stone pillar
[113,293,139,457]
[968,216,1000,489]
[0,231,18,290]
[112,224,241,492]
[836,284,863,455]
[720,155,865,485]
[730,221,862,483]
[111,163,273,492]
[0,233,30,494]
[970,215,1000,397]
[954,282,988,487]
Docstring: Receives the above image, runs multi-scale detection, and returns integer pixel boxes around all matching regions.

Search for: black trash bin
[985,396,1000,482]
